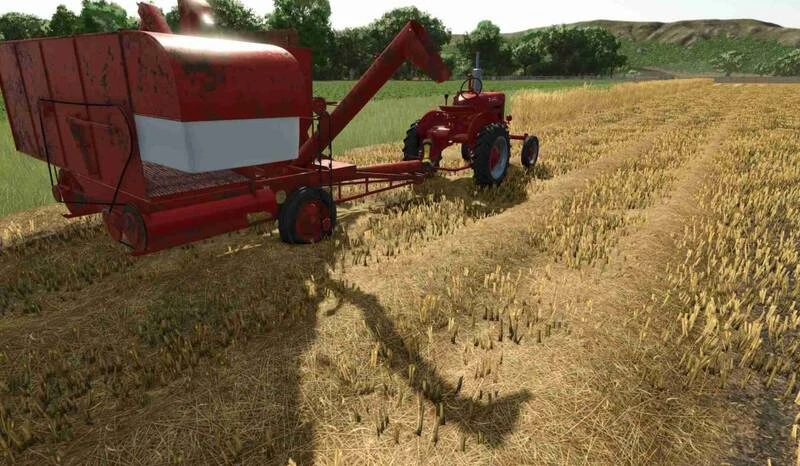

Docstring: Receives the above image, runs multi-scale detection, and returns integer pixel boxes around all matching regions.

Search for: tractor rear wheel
[521,135,540,168]
[402,121,421,161]
[278,187,336,244]
[472,124,511,187]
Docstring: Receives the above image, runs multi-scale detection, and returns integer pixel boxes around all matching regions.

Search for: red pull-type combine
[0,1,456,255]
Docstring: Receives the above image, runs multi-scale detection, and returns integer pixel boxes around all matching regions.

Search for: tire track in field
[485,107,742,465]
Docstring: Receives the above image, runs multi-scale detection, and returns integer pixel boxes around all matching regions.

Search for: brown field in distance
[0,79,799,465]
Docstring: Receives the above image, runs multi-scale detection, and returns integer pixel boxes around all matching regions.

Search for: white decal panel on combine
[134,115,300,173]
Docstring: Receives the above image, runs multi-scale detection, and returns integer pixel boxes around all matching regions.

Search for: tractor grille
[143,162,249,198]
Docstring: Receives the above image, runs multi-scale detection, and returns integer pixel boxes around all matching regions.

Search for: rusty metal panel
[40,38,85,101]
[121,32,181,120]
[74,34,147,198]
[123,31,308,121]
[0,43,38,156]
[15,41,53,158]
[54,102,98,177]
[76,34,130,105]
[39,38,101,177]
[164,35,306,120]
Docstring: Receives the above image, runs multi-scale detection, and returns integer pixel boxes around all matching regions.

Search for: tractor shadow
[409,163,545,220]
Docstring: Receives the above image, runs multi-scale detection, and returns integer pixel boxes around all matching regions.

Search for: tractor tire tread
[472,123,510,187]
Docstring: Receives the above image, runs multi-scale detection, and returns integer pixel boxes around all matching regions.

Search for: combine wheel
[402,121,421,161]
[521,135,540,168]
[278,187,337,244]
[472,124,510,187]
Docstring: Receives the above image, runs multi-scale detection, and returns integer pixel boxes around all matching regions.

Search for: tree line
[712,49,800,77]
[0,0,629,80]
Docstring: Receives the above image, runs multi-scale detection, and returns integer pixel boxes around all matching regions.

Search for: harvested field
[0,79,799,465]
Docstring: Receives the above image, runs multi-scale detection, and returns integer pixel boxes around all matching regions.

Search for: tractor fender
[466,112,504,146]
[415,110,448,137]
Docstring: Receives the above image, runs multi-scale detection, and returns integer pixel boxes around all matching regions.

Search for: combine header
[0,0,539,256]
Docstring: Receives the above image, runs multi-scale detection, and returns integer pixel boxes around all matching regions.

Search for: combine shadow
[244,206,530,462]
[232,237,529,464]
[329,278,533,448]
[44,171,534,464]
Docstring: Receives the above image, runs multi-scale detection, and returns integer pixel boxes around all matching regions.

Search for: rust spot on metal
[69,121,95,172]
[180,58,226,92]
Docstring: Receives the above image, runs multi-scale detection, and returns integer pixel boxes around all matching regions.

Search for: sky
[1,0,799,33]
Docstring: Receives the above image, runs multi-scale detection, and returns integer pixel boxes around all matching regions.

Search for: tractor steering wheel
[456,76,483,101]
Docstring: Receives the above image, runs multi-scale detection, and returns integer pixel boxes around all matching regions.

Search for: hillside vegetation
[530,19,800,47]
[619,36,796,74]
[485,19,800,75]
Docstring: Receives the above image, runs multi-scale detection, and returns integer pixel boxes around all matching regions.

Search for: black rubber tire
[402,121,421,161]
[460,143,472,161]
[472,124,511,187]
[278,187,337,244]
[521,135,540,168]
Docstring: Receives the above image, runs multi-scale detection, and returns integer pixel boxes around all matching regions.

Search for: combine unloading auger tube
[297,21,450,165]
[0,3,466,256]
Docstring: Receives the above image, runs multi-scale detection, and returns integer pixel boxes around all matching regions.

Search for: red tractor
[403,53,540,186]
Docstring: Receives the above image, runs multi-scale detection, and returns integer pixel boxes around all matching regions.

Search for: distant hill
[450,19,799,75]
[504,19,800,47]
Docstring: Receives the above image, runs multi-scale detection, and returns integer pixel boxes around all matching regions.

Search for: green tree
[754,61,771,76]
[363,7,450,79]
[771,49,800,76]
[367,7,450,53]
[166,0,264,34]
[0,12,49,40]
[267,0,334,78]
[165,6,180,31]
[512,37,543,75]
[711,50,744,77]
[208,0,263,32]
[515,26,625,76]
[49,5,82,37]
[331,27,373,79]
[457,20,513,76]
[79,0,136,33]
[441,45,471,78]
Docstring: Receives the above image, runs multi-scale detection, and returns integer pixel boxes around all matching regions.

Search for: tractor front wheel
[472,124,511,187]
[278,187,337,244]
[521,135,540,168]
